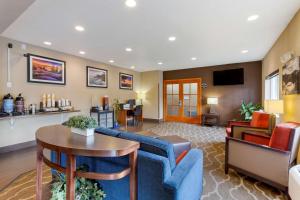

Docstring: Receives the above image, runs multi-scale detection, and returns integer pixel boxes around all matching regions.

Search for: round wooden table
[35,125,140,200]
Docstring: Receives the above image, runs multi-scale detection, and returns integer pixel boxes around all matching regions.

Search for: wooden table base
[36,145,138,200]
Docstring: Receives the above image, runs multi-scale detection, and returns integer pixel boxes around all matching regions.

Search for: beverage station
[0,93,80,152]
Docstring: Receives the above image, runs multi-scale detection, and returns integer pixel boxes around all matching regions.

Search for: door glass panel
[183,84,190,94]
[167,84,172,94]
[191,83,197,94]
[183,95,190,106]
[172,106,179,115]
[173,84,179,94]
[190,95,197,106]
[167,106,173,115]
[184,106,190,117]
[167,95,172,105]
[190,107,197,117]
[173,95,179,105]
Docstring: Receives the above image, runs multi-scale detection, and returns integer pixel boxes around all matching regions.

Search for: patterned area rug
[148,122,287,200]
[0,167,51,200]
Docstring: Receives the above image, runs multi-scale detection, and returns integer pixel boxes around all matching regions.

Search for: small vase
[71,127,95,137]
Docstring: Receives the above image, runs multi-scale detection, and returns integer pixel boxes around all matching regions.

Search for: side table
[201,113,220,126]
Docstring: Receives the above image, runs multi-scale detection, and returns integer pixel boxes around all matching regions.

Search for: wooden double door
[164,78,202,124]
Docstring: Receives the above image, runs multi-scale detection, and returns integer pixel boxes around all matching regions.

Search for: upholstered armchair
[226,111,276,138]
[289,165,300,200]
[225,123,300,191]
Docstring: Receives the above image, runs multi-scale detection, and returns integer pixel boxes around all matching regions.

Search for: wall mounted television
[213,68,244,85]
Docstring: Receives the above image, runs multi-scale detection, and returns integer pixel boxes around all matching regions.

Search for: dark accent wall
[163,61,262,125]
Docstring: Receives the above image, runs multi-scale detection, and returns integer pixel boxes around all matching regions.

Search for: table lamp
[264,100,284,123]
[207,97,218,114]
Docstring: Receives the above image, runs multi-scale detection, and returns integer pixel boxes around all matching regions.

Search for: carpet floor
[149,122,287,200]
[0,122,288,200]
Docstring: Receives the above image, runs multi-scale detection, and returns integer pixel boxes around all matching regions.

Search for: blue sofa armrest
[164,149,203,200]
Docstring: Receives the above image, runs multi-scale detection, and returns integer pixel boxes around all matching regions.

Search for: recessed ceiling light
[75,25,85,32]
[125,48,133,52]
[125,0,137,8]
[109,60,115,63]
[43,41,52,46]
[168,36,176,41]
[241,50,249,54]
[247,14,259,21]
[158,62,163,65]
[79,51,86,55]
[130,66,135,69]
[191,57,197,61]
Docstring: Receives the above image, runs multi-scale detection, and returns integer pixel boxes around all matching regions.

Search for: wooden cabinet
[90,109,114,129]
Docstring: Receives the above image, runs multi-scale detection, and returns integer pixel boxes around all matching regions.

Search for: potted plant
[51,165,106,200]
[112,98,121,128]
[239,101,263,121]
[65,115,98,137]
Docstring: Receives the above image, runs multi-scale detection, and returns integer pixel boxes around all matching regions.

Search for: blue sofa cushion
[95,127,121,137]
[118,131,176,171]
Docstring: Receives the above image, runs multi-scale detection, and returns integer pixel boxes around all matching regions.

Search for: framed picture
[27,54,66,85]
[86,66,108,88]
[282,57,300,95]
[119,73,133,90]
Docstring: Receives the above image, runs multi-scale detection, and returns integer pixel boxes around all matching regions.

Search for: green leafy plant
[239,101,263,121]
[51,165,106,200]
[65,115,98,130]
[112,98,121,123]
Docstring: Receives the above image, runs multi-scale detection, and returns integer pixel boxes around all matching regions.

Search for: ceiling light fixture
[125,0,137,8]
[158,62,163,65]
[43,41,52,46]
[109,60,115,63]
[125,48,132,52]
[130,66,135,69]
[168,36,176,41]
[241,50,249,54]
[247,14,259,21]
[191,57,197,61]
[79,51,86,55]
[75,25,85,32]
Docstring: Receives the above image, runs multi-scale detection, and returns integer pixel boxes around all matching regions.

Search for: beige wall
[140,70,163,120]
[262,9,300,122]
[0,36,141,114]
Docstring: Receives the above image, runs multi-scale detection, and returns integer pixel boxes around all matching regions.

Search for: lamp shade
[264,100,284,114]
[207,97,218,105]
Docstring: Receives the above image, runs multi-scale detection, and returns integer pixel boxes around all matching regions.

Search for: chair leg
[225,164,229,174]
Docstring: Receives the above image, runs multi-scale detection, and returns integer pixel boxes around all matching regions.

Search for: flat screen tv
[213,68,244,85]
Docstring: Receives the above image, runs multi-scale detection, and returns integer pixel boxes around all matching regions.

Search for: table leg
[129,150,138,200]
[66,154,76,200]
[36,144,43,200]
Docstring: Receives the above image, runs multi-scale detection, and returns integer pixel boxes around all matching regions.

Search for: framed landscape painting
[86,66,108,88]
[119,73,133,90]
[27,54,66,85]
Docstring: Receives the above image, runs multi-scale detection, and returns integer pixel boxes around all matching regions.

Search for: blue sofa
[51,127,203,200]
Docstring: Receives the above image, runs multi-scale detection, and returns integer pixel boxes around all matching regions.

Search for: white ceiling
[1,0,300,71]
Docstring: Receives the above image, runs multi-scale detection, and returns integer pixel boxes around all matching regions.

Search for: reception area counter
[0,110,80,153]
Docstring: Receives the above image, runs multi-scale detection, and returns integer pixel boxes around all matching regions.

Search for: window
[265,70,279,100]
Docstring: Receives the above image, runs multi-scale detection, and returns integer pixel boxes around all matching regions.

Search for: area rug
[0,166,52,200]
[148,122,287,200]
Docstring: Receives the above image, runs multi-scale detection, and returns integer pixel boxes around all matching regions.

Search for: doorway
[163,78,202,124]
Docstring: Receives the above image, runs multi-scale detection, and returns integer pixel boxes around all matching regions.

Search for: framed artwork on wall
[282,57,300,95]
[27,54,66,85]
[119,73,133,90]
[86,66,108,88]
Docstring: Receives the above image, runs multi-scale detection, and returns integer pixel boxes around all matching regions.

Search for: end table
[202,113,220,126]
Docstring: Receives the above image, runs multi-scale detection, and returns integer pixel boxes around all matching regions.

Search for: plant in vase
[51,164,106,200]
[65,115,98,136]
[112,98,121,128]
[239,101,263,121]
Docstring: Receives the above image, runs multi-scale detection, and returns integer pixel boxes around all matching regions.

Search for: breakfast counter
[0,110,81,152]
